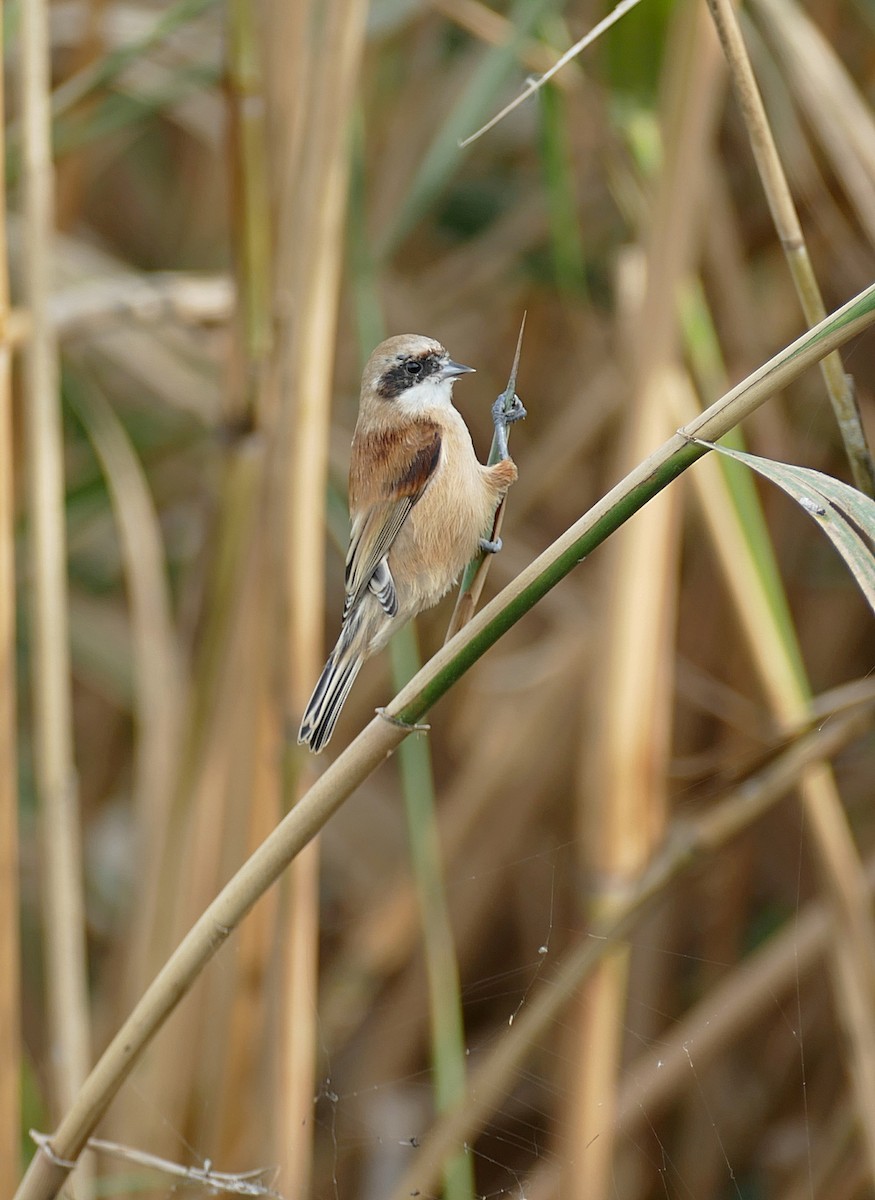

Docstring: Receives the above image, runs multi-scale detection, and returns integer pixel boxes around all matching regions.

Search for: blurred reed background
[4,0,875,1198]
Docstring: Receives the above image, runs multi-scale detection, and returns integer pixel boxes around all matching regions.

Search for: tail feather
[298,648,364,753]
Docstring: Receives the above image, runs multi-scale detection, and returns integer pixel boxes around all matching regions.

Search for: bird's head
[360,334,475,420]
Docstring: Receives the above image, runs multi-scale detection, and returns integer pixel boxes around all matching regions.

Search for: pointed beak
[439,358,476,380]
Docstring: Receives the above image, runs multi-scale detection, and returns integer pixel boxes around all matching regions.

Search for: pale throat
[392,377,456,419]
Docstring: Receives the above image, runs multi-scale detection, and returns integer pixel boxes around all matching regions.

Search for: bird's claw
[492,393,525,460]
[492,393,526,429]
[479,536,502,555]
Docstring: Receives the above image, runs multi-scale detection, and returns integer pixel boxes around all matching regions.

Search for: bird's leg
[479,536,503,554]
[491,392,527,461]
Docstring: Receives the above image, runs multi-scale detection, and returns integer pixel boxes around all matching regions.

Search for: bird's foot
[502,393,527,425]
[479,536,503,555]
[492,393,526,459]
[376,707,431,735]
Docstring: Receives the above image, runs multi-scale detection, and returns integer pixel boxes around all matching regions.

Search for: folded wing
[344,420,442,618]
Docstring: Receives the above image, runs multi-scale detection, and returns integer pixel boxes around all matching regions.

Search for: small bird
[298,333,522,753]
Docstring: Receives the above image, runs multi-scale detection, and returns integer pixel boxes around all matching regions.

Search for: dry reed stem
[33,1134,282,1196]
[109,440,266,1158]
[570,10,724,1197]
[263,0,309,292]
[13,282,875,1200]
[387,705,873,1200]
[752,0,875,248]
[181,584,282,1166]
[2,295,160,353]
[67,380,185,917]
[67,369,186,1161]
[0,20,20,1191]
[20,0,92,1145]
[223,0,289,1172]
[459,0,646,147]
[139,439,263,988]
[36,273,232,341]
[705,0,875,496]
[53,0,105,231]
[270,0,367,1189]
[205,676,281,1164]
[182,532,278,1163]
[226,0,273,422]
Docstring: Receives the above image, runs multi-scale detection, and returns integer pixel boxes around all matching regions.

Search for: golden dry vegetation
[4,1,875,1199]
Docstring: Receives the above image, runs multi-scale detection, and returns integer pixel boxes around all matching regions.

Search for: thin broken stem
[459,0,644,147]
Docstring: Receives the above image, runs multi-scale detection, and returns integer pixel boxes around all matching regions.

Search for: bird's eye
[404,359,423,376]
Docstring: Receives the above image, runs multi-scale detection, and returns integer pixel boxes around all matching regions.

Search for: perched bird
[298,333,522,753]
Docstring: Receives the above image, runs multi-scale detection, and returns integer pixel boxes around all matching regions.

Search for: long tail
[297,642,364,753]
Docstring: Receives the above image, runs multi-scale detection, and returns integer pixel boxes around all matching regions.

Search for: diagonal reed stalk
[704,0,875,496]
[19,0,91,1169]
[0,15,20,1192]
[13,276,875,1200]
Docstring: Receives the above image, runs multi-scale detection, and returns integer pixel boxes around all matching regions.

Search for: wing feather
[344,422,442,613]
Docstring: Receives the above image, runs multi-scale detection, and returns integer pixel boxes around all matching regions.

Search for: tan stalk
[206,700,283,1166]
[705,0,875,495]
[113,0,278,1158]
[67,380,185,923]
[109,439,267,1160]
[751,0,875,248]
[39,273,233,342]
[66,373,186,1170]
[187,529,280,1167]
[0,17,20,1190]
[19,0,91,1155]
[189,0,286,1172]
[54,0,106,230]
[458,0,645,148]
[570,8,724,1198]
[263,0,367,1191]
